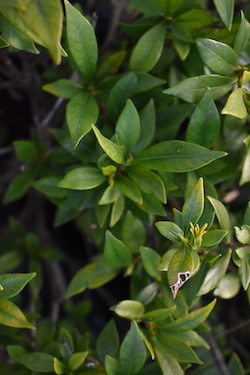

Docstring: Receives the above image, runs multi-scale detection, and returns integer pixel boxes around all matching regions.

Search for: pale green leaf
[92,125,125,164]
[58,167,106,190]
[0,300,34,329]
[111,300,145,319]
[239,135,250,185]
[221,88,247,119]
[0,273,36,300]
[207,196,231,242]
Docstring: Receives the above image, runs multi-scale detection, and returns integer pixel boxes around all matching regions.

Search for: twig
[204,331,230,375]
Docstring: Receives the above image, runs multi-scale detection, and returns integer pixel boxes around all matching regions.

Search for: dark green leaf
[133,140,227,172]
[155,221,184,242]
[140,246,161,278]
[213,0,234,30]
[129,22,166,73]
[97,320,119,365]
[182,178,204,233]
[176,9,215,30]
[64,0,97,82]
[104,230,132,268]
[122,211,146,254]
[58,167,106,190]
[18,352,54,372]
[42,79,83,99]
[163,74,236,103]
[186,88,221,148]
[115,176,143,204]
[153,339,184,375]
[134,99,155,153]
[66,92,99,149]
[233,11,250,55]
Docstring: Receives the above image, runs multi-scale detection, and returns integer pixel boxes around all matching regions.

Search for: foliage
[0,0,250,374]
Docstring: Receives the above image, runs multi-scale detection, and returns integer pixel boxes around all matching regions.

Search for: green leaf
[140,246,161,278]
[0,273,36,300]
[0,300,34,329]
[163,74,236,103]
[135,73,166,93]
[115,176,143,204]
[0,0,63,64]
[214,273,240,299]
[202,230,228,247]
[240,135,250,185]
[58,167,106,190]
[54,357,66,375]
[18,352,54,372]
[134,99,155,153]
[64,0,97,82]
[141,306,176,323]
[115,99,140,156]
[97,320,119,365]
[186,88,221,148]
[158,247,179,271]
[99,184,121,205]
[157,334,202,364]
[68,352,88,371]
[0,35,9,47]
[32,176,69,198]
[65,258,119,298]
[238,258,250,290]
[197,250,231,295]
[0,14,39,54]
[105,355,120,375]
[233,11,250,55]
[182,178,204,233]
[3,166,38,204]
[122,211,146,254]
[139,190,166,216]
[130,0,182,16]
[129,22,166,73]
[42,79,83,99]
[133,140,227,172]
[155,221,184,242]
[111,300,145,319]
[110,194,125,227]
[92,125,125,164]
[119,321,147,374]
[176,9,215,30]
[207,196,231,242]
[127,166,166,203]
[196,38,238,75]
[107,72,137,118]
[13,140,39,163]
[133,320,155,360]
[104,230,132,268]
[0,0,25,8]
[221,88,247,119]
[153,339,184,375]
[228,353,245,375]
[165,299,216,331]
[66,92,99,149]
[235,225,250,244]
[213,0,234,30]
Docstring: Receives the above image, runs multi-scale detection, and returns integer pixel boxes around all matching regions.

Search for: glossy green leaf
[233,11,250,55]
[214,273,240,299]
[0,273,36,300]
[133,320,155,360]
[176,9,215,30]
[135,73,166,94]
[58,167,106,190]
[155,221,184,242]
[3,166,38,204]
[134,99,155,153]
[202,229,228,247]
[171,20,193,43]
[43,79,83,99]
[173,37,190,61]
[66,92,99,149]
[235,225,250,244]
[239,135,250,185]
[97,320,119,365]
[110,194,125,227]
[0,0,63,64]
[122,211,146,254]
[197,250,231,295]
[119,321,147,374]
[186,88,221,148]
[115,99,140,156]
[0,14,39,53]
[196,38,238,75]
[221,88,247,119]
[213,0,234,30]
[158,247,179,272]
[18,352,54,372]
[68,352,88,371]
[165,299,216,330]
[107,72,137,118]
[0,300,34,329]
[140,246,161,278]
[65,258,119,297]
[133,140,227,172]
[182,178,204,233]
[163,74,236,103]
[13,140,39,163]
[92,125,125,164]
[157,334,202,364]
[139,190,166,216]
[127,165,166,203]
[153,340,184,375]
[129,22,166,73]
[207,196,231,242]
[64,0,97,82]
[104,230,132,268]
[115,176,143,204]
[111,300,145,319]
[238,258,250,290]
[99,184,121,205]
